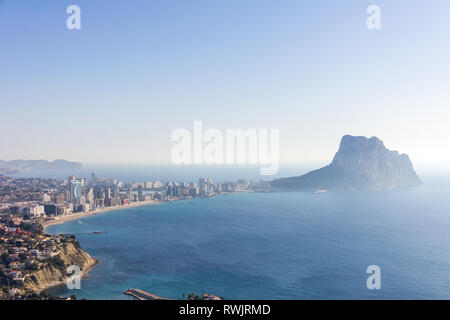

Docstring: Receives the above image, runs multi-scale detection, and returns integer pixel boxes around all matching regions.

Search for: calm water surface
[46,181,450,299]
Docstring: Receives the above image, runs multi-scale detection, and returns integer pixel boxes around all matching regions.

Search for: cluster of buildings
[0,173,271,222]
[0,216,75,299]
[63,174,254,215]
[0,176,60,207]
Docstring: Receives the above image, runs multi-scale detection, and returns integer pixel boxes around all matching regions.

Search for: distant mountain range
[272,135,422,191]
[0,159,82,175]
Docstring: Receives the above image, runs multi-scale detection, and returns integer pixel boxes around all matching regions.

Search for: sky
[1,0,450,167]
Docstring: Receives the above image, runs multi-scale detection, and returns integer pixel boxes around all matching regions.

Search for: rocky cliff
[24,242,97,293]
[272,135,422,191]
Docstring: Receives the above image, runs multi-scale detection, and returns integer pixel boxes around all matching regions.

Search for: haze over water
[46,173,450,300]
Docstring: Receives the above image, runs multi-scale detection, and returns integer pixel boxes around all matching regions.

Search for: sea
[24,164,450,300]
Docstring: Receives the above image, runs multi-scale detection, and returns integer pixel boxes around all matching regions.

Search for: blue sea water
[46,177,450,300]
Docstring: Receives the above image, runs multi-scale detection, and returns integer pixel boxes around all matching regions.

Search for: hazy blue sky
[1,1,449,166]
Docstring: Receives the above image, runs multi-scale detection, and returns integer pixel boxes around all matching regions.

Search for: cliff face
[24,243,96,293]
[272,135,422,191]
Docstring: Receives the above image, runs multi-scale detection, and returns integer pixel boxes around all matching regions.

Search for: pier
[124,289,172,300]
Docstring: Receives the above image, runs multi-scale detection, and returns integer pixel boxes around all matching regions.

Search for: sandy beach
[43,200,159,230]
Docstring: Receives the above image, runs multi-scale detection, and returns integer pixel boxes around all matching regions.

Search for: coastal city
[0,173,271,300]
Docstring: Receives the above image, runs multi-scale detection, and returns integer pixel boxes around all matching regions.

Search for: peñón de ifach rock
[272,135,422,191]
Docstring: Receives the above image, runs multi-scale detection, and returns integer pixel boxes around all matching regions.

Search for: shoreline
[38,258,100,295]
[42,192,240,231]
[38,193,239,299]
[39,200,162,298]
[43,200,160,231]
